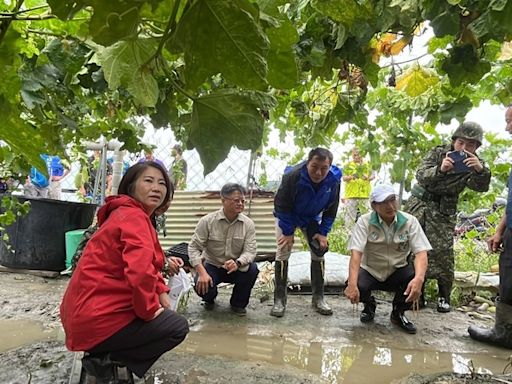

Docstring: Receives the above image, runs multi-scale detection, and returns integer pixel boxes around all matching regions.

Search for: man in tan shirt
[188,183,258,316]
[345,184,431,334]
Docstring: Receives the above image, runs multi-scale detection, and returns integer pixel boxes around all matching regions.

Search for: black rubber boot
[360,296,376,323]
[437,281,452,313]
[311,260,333,315]
[468,300,512,349]
[270,260,288,317]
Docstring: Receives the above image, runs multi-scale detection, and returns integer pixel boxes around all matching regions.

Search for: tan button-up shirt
[188,209,257,272]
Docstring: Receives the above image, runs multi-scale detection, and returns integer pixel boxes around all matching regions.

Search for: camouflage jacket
[413,143,491,214]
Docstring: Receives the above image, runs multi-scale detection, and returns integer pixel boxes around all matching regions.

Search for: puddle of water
[178,323,510,383]
[0,319,62,353]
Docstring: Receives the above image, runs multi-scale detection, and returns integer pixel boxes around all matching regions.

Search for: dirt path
[0,271,510,384]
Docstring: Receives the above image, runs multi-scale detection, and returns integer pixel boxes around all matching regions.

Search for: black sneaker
[437,298,451,313]
[390,310,417,334]
[203,301,215,311]
[230,306,247,316]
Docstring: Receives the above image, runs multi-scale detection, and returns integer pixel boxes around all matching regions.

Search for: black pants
[194,262,259,308]
[500,228,512,304]
[88,309,189,378]
[358,265,415,311]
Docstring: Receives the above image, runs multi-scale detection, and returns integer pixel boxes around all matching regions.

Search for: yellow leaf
[389,36,413,55]
[396,64,439,97]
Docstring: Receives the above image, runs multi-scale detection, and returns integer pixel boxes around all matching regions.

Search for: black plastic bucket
[0,197,97,271]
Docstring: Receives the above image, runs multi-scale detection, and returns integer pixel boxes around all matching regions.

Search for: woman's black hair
[118,161,174,211]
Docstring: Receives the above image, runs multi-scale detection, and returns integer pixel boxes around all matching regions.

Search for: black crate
[165,242,190,266]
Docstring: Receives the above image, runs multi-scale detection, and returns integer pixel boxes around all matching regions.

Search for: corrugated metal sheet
[159,191,302,255]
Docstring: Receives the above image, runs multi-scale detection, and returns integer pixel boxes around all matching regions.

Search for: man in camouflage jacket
[404,122,491,313]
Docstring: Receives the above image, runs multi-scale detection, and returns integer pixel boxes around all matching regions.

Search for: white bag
[168,268,192,311]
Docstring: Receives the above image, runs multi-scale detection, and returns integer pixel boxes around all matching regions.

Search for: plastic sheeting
[287,251,350,287]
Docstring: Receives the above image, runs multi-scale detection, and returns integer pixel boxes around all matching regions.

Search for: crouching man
[188,183,259,316]
[344,184,430,334]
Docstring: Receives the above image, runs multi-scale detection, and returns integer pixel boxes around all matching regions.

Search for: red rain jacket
[60,195,169,351]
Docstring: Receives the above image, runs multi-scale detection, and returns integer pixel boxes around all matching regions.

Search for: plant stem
[149,0,182,64]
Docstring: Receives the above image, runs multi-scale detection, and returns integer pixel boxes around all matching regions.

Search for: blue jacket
[274,161,342,236]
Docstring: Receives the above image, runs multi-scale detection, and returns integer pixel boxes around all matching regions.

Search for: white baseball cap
[370,184,397,203]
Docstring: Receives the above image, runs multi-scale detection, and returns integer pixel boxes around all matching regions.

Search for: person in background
[60,161,189,381]
[46,155,70,200]
[138,147,165,169]
[169,144,188,190]
[271,148,342,317]
[468,105,512,348]
[342,147,374,226]
[188,183,258,316]
[404,122,491,313]
[345,184,430,334]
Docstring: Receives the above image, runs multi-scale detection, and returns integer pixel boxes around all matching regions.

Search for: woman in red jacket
[60,161,189,381]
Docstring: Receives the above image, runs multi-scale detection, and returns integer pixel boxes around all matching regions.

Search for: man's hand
[277,234,294,250]
[312,233,328,250]
[404,277,423,303]
[344,284,360,304]
[223,259,239,274]
[440,153,455,172]
[487,232,503,253]
[159,292,171,309]
[463,151,483,172]
[195,271,214,295]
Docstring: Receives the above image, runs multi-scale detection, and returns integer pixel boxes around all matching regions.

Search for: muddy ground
[0,271,511,384]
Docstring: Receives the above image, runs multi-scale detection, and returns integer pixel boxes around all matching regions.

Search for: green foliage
[454,238,498,274]
[0,0,512,177]
[327,218,350,255]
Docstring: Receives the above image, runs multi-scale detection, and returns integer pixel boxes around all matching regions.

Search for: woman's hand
[159,292,171,309]
[152,307,164,319]
[166,256,184,276]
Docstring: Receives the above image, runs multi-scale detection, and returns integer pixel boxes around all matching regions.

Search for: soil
[0,271,511,384]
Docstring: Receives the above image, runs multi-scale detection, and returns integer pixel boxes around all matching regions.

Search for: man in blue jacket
[271,148,342,317]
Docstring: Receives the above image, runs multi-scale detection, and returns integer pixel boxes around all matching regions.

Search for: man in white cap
[344,184,431,334]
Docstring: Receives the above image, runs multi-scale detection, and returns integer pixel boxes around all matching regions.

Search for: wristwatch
[235,259,242,268]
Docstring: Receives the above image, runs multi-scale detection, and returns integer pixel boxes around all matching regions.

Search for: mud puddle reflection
[0,319,62,353]
[177,323,510,383]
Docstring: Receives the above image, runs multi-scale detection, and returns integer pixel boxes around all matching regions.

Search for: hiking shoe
[230,306,247,316]
[203,301,215,311]
[437,298,451,313]
[390,311,417,334]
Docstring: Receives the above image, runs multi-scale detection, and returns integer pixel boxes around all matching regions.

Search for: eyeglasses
[223,197,246,204]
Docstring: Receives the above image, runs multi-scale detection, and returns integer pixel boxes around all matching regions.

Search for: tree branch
[0,4,48,16]
[0,0,24,46]
[381,53,430,68]
[0,14,56,21]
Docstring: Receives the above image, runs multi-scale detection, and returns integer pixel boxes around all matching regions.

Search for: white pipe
[111,149,124,195]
